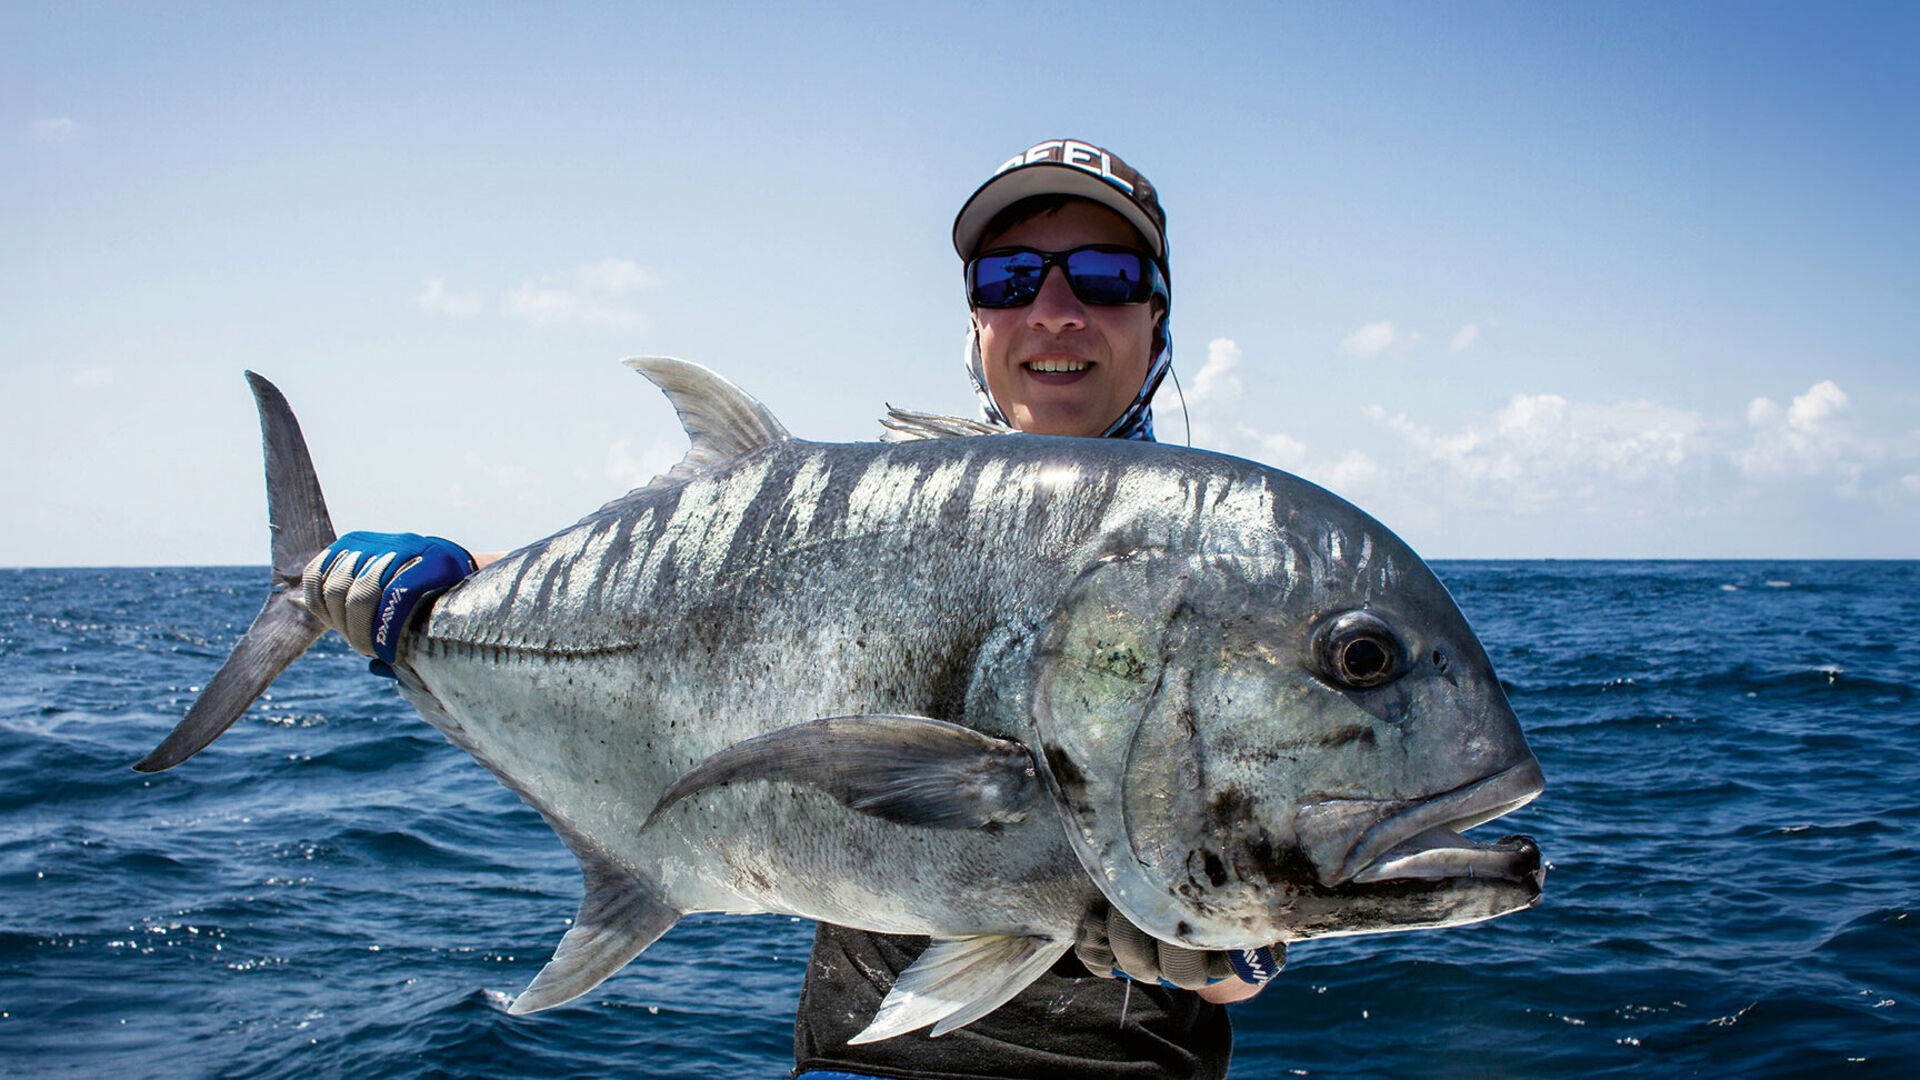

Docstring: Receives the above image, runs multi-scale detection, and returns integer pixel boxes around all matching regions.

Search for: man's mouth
[1026,357,1091,373]
[1024,358,1093,385]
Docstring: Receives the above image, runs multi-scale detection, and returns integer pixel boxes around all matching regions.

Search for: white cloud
[1186,338,1243,407]
[415,278,485,317]
[1449,323,1482,353]
[411,258,661,326]
[1787,379,1847,431]
[1173,337,1917,551]
[1326,450,1380,492]
[461,452,532,489]
[1238,425,1307,467]
[72,367,114,388]
[504,257,659,329]
[1342,321,1400,359]
[1735,380,1862,490]
[572,256,662,293]
[1162,337,1328,482]
[29,117,83,143]
[1365,393,1708,512]
[606,438,684,491]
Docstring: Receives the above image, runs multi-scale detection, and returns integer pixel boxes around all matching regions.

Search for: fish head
[1032,490,1543,950]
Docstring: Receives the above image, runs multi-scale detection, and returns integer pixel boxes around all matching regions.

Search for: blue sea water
[1,561,1914,1078]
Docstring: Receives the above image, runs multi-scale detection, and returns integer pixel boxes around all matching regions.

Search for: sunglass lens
[971,252,1045,308]
[1064,249,1148,304]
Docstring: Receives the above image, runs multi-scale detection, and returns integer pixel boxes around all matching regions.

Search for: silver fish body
[139,359,1545,1043]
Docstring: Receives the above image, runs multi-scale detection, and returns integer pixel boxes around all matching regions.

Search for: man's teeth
[1027,358,1090,373]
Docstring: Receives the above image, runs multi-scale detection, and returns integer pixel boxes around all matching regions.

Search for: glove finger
[373,554,435,664]
[1206,950,1236,983]
[342,551,400,658]
[1073,909,1118,979]
[1107,909,1162,983]
[1156,942,1214,990]
[299,549,334,617]
[320,549,364,647]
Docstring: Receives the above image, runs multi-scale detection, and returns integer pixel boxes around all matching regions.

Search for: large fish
[137,359,1545,1043]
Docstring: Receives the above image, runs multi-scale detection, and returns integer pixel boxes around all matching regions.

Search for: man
[303,140,1279,1079]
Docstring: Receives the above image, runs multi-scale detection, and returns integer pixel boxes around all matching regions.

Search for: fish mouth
[1348,828,1543,887]
[1295,758,1545,888]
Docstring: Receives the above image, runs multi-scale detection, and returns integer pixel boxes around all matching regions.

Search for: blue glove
[300,531,476,676]
[1072,905,1286,990]
[1227,944,1286,984]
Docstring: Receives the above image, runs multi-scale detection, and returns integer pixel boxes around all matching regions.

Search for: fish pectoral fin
[849,933,1073,1044]
[508,852,680,1015]
[645,714,1039,831]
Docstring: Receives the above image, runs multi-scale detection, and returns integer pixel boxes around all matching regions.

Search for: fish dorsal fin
[849,933,1073,1043]
[879,406,1015,442]
[624,356,791,480]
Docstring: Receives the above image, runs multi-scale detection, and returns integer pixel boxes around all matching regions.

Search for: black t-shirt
[793,923,1232,1080]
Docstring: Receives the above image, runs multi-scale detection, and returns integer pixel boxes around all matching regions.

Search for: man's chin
[1007,403,1115,439]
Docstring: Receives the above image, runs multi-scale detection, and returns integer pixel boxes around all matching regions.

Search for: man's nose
[1026,266,1088,333]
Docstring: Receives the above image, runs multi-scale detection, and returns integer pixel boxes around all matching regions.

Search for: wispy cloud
[503,258,660,329]
[1449,323,1483,353]
[606,437,684,491]
[415,278,485,317]
[1180,338,1310,469]
[29,116,84,143]
[1341,320,1400,359]
[72,367,114,388]
[412,258,662,327]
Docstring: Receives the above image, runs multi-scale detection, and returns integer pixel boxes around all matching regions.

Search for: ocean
[1,561,1913,1078]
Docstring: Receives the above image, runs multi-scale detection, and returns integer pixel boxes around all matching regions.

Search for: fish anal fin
[645,714,1038,832]
[622,356,789,482]
[508,850,681,1015]
[388,683,681,1015]
[849,934,1072,1044]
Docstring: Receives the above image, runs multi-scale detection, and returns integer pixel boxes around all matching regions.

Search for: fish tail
[133,372,336,772]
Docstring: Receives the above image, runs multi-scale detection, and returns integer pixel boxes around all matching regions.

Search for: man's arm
[1198,977,1265,1004]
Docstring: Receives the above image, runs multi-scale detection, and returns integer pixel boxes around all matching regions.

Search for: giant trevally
[137,359,1545,1043]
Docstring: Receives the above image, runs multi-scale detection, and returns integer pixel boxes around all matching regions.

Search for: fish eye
[1311,611,1407,690]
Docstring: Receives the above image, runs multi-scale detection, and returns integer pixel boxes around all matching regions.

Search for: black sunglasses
[966,245,1164,309]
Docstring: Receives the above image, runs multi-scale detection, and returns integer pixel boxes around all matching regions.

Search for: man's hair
[972,193,1169,357]
[973,194,1156,259]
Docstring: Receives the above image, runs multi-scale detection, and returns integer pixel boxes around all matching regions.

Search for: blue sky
[7,2,1916,565]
